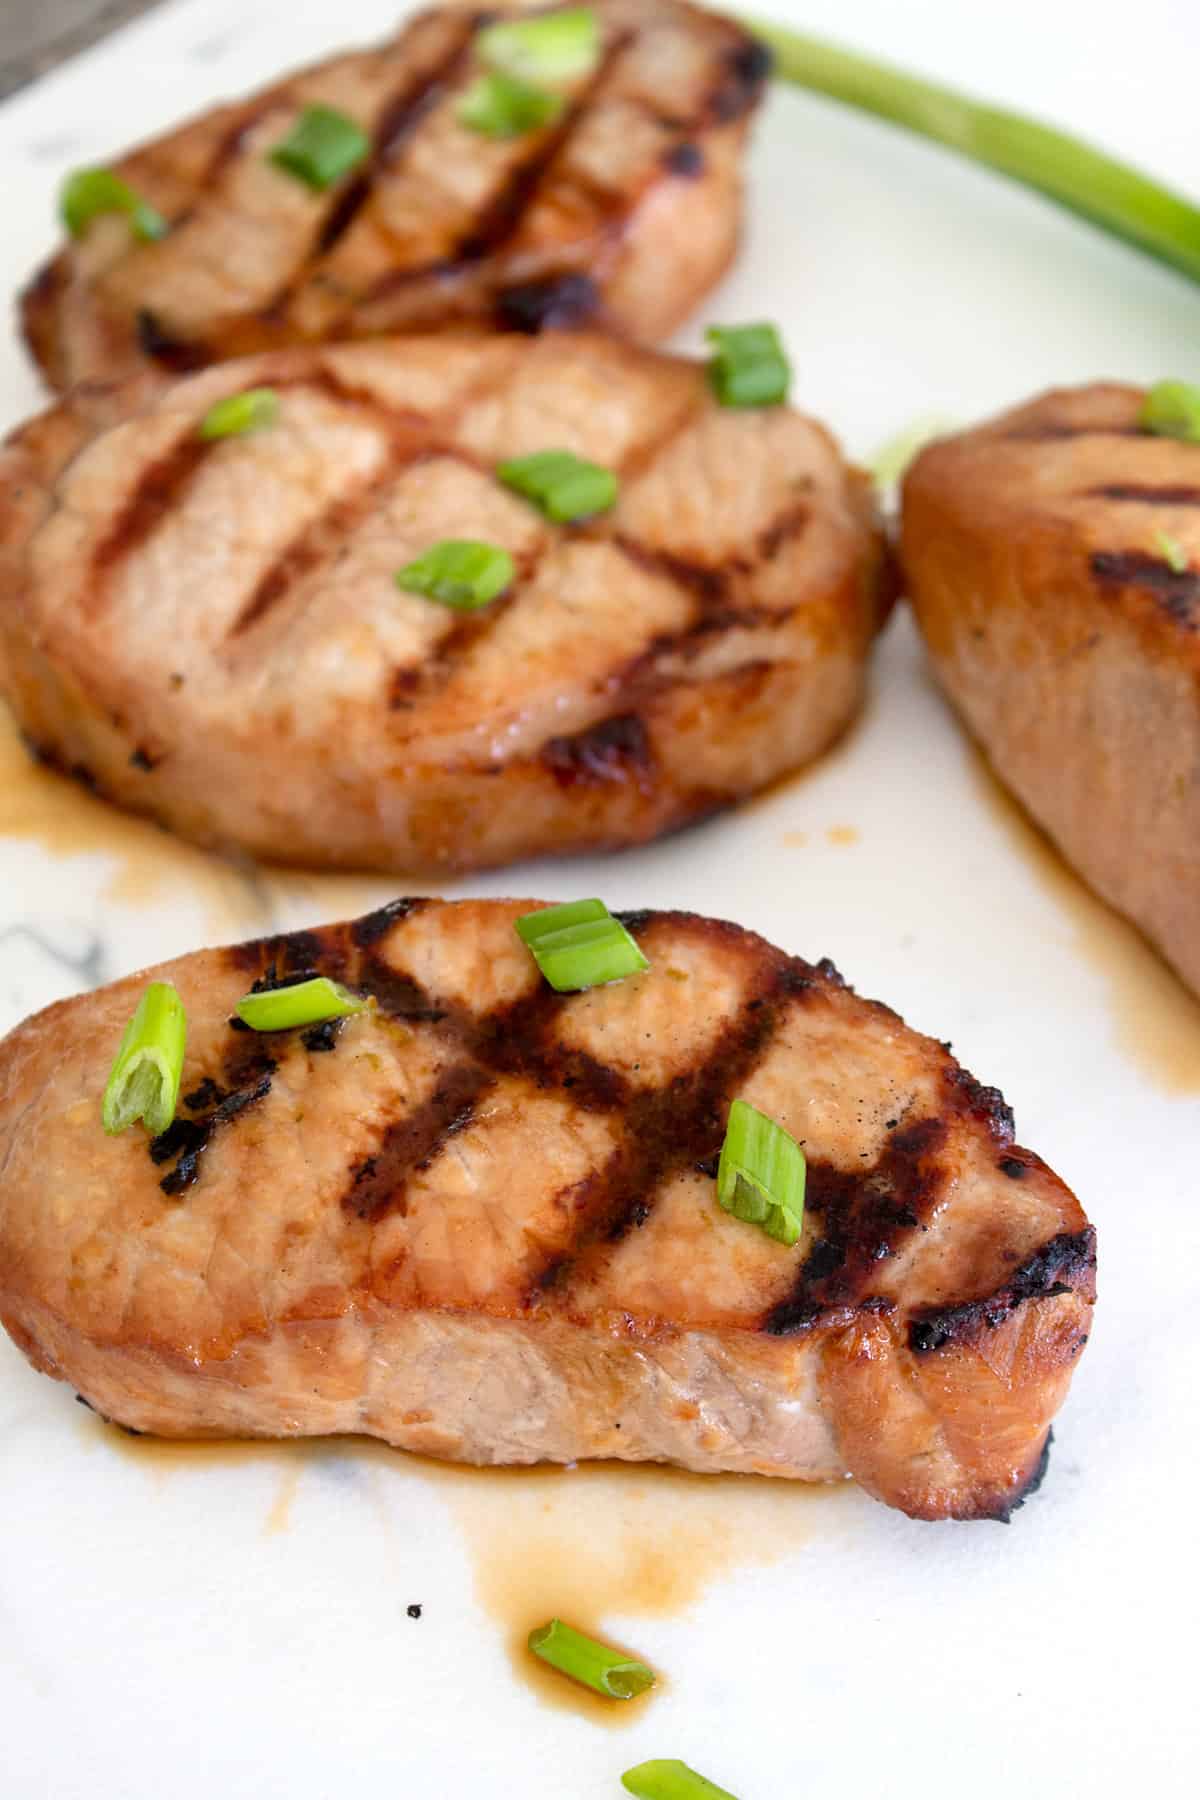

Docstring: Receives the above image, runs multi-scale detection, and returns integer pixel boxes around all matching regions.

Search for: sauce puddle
[86,1423,846,1724]
[966,747,1200,1093]
[0,704,418,935]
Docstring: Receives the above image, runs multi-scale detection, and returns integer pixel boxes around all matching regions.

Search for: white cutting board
[1,2,1198,1796]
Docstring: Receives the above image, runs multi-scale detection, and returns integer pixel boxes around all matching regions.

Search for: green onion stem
[527,1619,655,1699]
[622,1761,739,1800]
[101,981,187,1137]
[745,16,1200,288]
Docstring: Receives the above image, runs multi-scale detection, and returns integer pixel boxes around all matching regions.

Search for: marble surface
[0,3,1199,1798]
[0,1,161,98]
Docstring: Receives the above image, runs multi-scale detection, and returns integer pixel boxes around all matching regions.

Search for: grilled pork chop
[21,0,770,392]
[0,899,1095,1521]
[901,384,1200,996]
[0,333,890,873]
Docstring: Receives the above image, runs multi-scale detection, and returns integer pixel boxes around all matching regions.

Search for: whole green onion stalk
[745,16,1200,288]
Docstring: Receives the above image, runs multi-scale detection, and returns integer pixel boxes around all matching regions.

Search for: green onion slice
[748,17,1200,291]
[101,981,187,1137]
[234,976,368,1033]
[395,539,515,610]
[705,323,791,409]
[198,388,280,442]
[458,71,564,138]
[478,8,600,84]
[715,1098,806,1245]
[497,448,618,522]
[1155,530,1189,574]
[527,1619,655,1699]
[60,167,166,242]
[515,899,648,993]
[622,1761,739,1800]
[1139,380,1200,444]
[269,105,370,190]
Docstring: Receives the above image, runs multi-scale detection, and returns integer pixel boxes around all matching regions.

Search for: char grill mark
[229,424,440,638]
[1090,549,1200,627]
[454,28,637,264]
[343,1063,494,1223]
[710,37,773,120]
[1087,483,1200,505]
[907,1227,1097,1354]
[764,1117,950,1336]
[135,309,209,375]
[150,1047,277,1195]
[89,429,215,594]
[495,273,600,334]
[541,713,654,790]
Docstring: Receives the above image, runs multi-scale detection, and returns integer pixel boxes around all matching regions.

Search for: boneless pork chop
[0,899,1095,1521]
[902,384,1200,996]
[0,333,890,873]
[22,0,770,392]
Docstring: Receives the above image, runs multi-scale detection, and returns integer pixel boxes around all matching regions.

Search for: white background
[1,3,1198,1796]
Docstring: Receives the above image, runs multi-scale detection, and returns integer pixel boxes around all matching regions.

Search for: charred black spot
[1091,549,1200,627]
[814,957,845,987]
[302,1020,341,1054]
[352,898,429,949]
[182,1077,225,1113]
[663,141,705,177]
[695,1153,720,1179]
[542,713,653,789]
[999,1156,1028,1180]
[496,272,599,334]
[990,1429,1055,1523]
[945,1066,1014,1142]
[407,1604,423,1620]
[135,308,207,374]
[711,37,773,120]
[129,746,158,772]
[613,909,653,936]
[906,1228,1096,1354]
[154,1061,276,1196]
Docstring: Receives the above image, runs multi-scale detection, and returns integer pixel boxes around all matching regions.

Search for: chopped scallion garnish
[395,539,515,610]
[101,981,187,1138]
[527,1619,655,1699]
[234,976,368,1033]
[497,448,618,522]
[269,105,370,191]
[705,323,791,408]
[458,70,564,138]
[61,167,166,242]
[478,7,600,84]
[198,388,280,442]
[749,18,1200,289]
[715,1098,805,1245]
[622,1761,739,1800]
[515,899,648,993]
[1155,530,1189,574]
[1139,381,1200,445]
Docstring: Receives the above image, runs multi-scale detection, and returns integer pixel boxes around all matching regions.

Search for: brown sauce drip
[85,1419,846,1724]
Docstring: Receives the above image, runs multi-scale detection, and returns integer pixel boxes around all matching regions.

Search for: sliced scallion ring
[395,539,515,610]
[101,981,187,1137]
[269,105,370,191]
[60,167,166,243]
[234,976,368,1033]
[705,323,791,408]
[516,899,648,992]
[715,1098,806,1245]
[622,1761,739,1800]
[478,8,600,84]
[528,1619,655,1699]
[457,70,564,138]
[198,388,280,441]
[1139,380,1200,444]
[497,448,618,522]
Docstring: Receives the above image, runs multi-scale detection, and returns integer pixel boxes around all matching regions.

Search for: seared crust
[0,900,1095,1521]
[901,383,1200,996]
[21,0,769,390]
[0,334,890,873]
